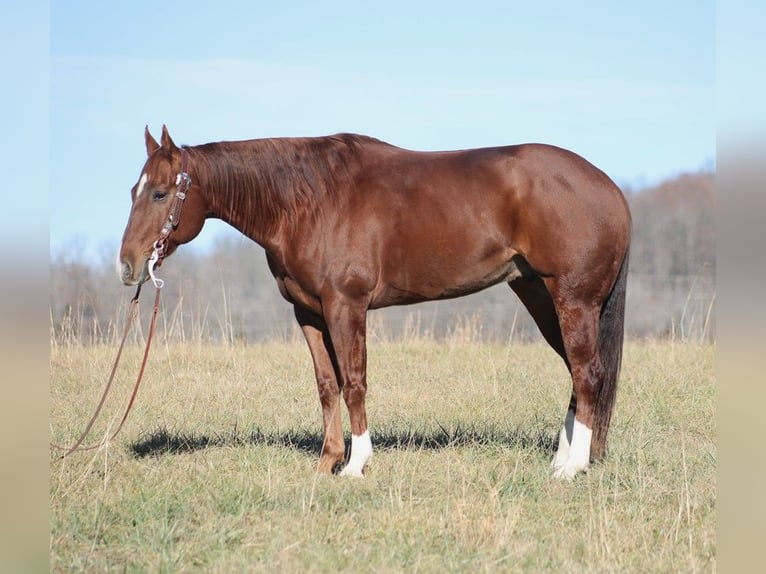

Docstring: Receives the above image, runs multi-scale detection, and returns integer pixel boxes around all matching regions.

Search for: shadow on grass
[130,422,557,459]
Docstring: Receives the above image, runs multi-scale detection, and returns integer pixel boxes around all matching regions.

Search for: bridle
[147,148,191,288]
[52,149,191,458]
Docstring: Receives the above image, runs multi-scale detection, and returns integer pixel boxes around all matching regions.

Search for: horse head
[117,125,206,285]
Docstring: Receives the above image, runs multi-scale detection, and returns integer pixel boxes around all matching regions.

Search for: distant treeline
[51,170,715,344]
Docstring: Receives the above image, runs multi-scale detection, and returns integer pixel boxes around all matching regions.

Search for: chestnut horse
[118,126,630,479]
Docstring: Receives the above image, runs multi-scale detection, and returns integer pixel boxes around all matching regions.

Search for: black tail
[591,243,630,461]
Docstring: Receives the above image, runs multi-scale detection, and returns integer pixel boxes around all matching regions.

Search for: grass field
[50,338,715,572]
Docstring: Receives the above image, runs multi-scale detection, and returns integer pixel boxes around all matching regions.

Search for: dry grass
[50,338,715,572]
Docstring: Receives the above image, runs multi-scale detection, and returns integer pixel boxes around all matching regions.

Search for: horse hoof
[338,466,365,478]
[551,462,588,481]
[551,467,576,481]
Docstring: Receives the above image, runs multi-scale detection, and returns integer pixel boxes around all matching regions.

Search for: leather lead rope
[52,269,162,458]
[51,285,141,456]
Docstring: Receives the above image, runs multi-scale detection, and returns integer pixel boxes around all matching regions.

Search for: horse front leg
[323,295,372,477]
[294,306,345,474]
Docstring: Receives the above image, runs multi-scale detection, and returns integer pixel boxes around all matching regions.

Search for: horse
[118,125,631,480]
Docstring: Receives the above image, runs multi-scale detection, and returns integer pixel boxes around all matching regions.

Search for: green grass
[50,340,715,572]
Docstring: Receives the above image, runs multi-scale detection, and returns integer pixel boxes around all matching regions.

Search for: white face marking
[339,431,372,477]
[115,249,123,280]
[135,172,148,198]
[552,419,592,480]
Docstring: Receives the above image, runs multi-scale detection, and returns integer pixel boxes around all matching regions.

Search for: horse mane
[185,134,385,234]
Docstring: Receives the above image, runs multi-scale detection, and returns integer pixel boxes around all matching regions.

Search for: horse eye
[152,191,168,202]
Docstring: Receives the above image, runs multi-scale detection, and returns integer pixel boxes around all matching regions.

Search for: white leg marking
[136,172,148,198]
[552,419,592,480]
[339,431,372,477]
[551,408,575,471]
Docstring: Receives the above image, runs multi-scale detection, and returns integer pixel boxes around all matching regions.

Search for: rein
[53,150,191,458]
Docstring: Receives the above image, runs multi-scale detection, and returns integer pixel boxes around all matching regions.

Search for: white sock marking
[339,431,372,477]
[551,408,575,471]
[552,419,592,480]
[136,172,148,198]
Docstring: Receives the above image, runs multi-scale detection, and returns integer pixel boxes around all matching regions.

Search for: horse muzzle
[117,256,149,286]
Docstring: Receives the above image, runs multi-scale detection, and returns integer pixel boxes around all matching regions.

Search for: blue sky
[49,0,715,262]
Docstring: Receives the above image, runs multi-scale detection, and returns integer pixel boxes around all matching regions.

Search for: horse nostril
[120,261,133,282]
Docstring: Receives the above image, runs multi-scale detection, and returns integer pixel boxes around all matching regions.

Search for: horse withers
[118,125,631,480]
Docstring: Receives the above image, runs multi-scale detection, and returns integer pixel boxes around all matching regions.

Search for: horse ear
[160,124,178,153]
[145,126,160,157]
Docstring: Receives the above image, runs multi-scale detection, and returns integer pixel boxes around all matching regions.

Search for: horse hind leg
[548,247,629,477]
[508,274,568,364]
[509,275,576,469]
[550,300,604,480]
[551,393,576,471]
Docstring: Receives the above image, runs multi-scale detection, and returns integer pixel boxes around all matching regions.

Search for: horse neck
[188,140,309,249]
